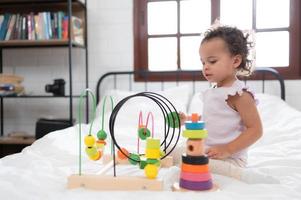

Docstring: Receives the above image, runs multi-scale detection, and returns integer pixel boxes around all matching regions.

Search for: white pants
[170,143,247,180]
[209,157,247,180]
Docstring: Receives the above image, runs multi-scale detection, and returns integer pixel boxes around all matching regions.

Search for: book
[72,16,84,45]
[5,14,16,40]
[0,14,11,40]
[0,15,4,30]
[62,16,68,40]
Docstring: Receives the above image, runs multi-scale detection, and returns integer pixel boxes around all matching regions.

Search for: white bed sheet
[1,94,301,200]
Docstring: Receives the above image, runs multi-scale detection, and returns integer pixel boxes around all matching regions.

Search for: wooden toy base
[172,182,219,192]
[67,174,163,191]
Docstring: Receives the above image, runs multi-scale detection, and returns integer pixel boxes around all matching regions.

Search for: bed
[1,67,301,200]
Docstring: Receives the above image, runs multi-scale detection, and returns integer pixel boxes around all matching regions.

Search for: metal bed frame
[96,67,285,104]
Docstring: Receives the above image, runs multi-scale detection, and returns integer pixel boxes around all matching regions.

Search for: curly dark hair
[201,26,253,76]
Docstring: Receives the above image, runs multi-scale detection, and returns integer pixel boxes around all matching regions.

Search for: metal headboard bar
[96,67,285,103]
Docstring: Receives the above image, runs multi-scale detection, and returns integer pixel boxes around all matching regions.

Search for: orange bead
[96,140,107,149]
[117,148,129,160]
[190,113,199,122]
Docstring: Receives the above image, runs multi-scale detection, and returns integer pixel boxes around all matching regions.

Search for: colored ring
[181,163,209,173]
[185,121,205,130]
[182,154,209,165]
[182,129,208,139]
[180,171,212,182]
[179,179,213,191]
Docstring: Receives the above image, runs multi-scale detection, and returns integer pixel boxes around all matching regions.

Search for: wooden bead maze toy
[68,92,182,191]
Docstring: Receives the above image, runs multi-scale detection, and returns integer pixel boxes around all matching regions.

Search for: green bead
[138,127,151,140]
[146,158,159,165]
[97,130,107,140]
[128,153,140,165]
[166,112,180,128]
[139,160,147,169]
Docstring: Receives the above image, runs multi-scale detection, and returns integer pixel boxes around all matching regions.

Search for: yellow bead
[145,148,160,159]
[90,151,102,161]
[144,164,158,179]
[146,138,160,149]
[84,135,96,147]
[160,150,165,157]
[85,146,97,157]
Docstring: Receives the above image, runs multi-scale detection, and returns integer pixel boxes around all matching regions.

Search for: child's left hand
[205,145,232,159]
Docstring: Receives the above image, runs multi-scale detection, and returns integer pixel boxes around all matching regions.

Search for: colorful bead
[84,135,95,147]
[96,140,106,149]
[145,148,160,159]
[181,154,209,165]
[181,163,209,173]
[117,148,129,160]
[138,127,151,140]
[139,160,147,169]
[185,121,205,130]
[180,171,212,182]
[146,138,160,149]
[85,146,97,157]
[190,113,200,122]
[146,158,159,165]
[160,150,165,157]
[179,178,213,191]
[182,129,208,139]
[144,164,159,179]
[186,139,205,156]
[129,153,140,165]
[97,130,107,140]
[166,112,180,128]
[90,151,102,161]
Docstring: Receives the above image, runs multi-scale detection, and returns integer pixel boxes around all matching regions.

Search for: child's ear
[233,55,242,68]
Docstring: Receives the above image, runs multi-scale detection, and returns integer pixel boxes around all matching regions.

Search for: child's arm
[206,91,263,159]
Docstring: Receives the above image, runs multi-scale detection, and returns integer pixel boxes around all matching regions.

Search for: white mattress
[1,93,301,200]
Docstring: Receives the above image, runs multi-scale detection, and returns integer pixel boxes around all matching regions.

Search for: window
[134,0,301,80]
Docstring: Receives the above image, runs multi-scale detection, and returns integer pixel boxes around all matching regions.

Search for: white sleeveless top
[202,79,257,160]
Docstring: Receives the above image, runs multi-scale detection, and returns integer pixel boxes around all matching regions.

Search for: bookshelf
[0,39,85,48]
[0,0,88,153]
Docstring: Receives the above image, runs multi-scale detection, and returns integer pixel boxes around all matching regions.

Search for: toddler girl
[178,26,278,184]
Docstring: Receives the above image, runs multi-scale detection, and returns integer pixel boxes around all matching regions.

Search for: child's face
[199,38,241,84]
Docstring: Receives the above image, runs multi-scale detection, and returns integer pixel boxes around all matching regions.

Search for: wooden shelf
[0,40,85,48]
[0,95,81,98]
[0,136,35,145]
[0,0,85,7]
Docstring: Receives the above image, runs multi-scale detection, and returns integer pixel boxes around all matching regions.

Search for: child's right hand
[178,112,187,126]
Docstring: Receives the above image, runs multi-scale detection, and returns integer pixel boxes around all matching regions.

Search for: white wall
[2,0,300,136]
